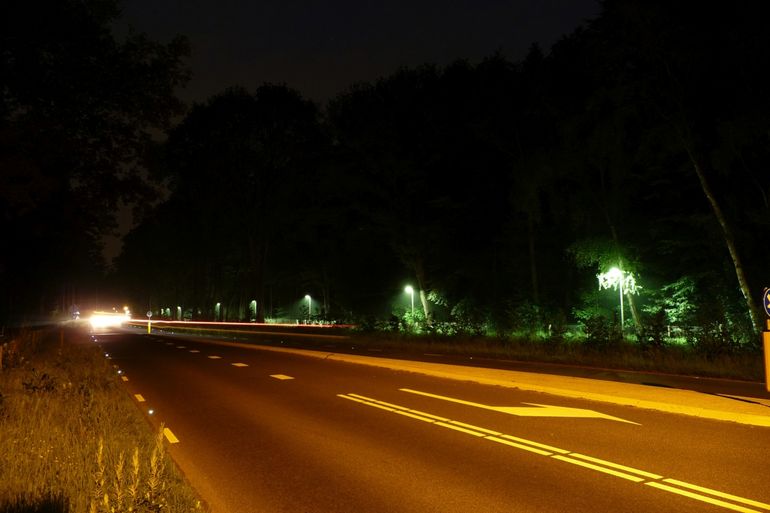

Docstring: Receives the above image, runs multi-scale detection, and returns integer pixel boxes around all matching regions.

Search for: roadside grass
[141,322,764,382]
[345,331,765,381]
[0,328,204,513]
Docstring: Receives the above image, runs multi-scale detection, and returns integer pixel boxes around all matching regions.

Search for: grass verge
[0,327,204,513]
[345,332,765,381]
[142,321,764,382]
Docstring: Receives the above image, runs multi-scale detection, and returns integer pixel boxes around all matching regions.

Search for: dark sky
[118,0,601,105]
[104,1,600,263]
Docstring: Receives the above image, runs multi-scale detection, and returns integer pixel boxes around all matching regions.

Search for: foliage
[507,301,542,337]
[580,314,622,351]
[7,0,767,349]
[0,328,202,512]
[637,309,667,351]
[0,0,190,322]
[643,276,698,325]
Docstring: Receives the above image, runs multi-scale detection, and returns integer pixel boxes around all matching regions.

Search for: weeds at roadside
[0,327,203,513]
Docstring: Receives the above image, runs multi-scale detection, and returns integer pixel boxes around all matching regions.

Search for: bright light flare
[89,311,130,329]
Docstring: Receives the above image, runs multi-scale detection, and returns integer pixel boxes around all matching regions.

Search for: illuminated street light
[598,267,638,331]
[215,302,221,322]
[404,285,415,316]
[177,306,181,321]
[304,295,312,320]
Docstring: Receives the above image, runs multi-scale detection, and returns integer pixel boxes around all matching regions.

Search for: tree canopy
[10,0,770,347]
[0,0,190,321]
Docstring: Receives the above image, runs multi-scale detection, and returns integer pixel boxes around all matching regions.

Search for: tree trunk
[413,257,431,322]
[527,214,540,305]
[687,149,761,332]
[250,236,268,323]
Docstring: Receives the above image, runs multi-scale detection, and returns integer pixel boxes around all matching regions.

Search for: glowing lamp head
[404,285,414,295]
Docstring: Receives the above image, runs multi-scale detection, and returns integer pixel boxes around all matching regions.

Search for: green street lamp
[404,285,415,316]
[304,294,312,320]
[598,267,638,331]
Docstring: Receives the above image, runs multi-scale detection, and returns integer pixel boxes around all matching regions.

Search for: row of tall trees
[0,0,189,321]
[3,0,767,346]
[114,0,770,344]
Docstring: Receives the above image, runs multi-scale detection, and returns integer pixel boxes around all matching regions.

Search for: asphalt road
[91,328,770,513]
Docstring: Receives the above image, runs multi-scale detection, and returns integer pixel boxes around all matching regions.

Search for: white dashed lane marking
[270,374,294,380]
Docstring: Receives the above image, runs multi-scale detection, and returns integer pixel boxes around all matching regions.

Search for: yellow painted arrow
[400,388,638,424]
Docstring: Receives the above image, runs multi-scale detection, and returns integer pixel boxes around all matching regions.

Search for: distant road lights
[304,295,312,320]
[404,285,415,315]
[177,306,182,321]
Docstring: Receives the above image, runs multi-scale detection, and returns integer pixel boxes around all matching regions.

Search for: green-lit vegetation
[349,331,763,382]
[0,328,203,513]
[2,1,768,383]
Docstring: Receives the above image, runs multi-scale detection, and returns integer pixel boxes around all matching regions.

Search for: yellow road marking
[189,349,200,353]
[341,391,768,512]
[270,374,294,380]
[134,394,145,402]
[435,421,487,437]
[500,434,570,454]
[207,355,222,359]
[394,409,437,422]
[553,455,645,482]
[661,479,770,510]
[646,483,762,513]
[163,427,179,444]
[570,453,662,480]
[487,436,553,456]
[231,362,249,367]
[400,387,636,424]
[449,420,501,436]
[348,394,450,421]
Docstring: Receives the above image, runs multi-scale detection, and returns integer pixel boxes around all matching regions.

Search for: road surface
[92,328,770,513]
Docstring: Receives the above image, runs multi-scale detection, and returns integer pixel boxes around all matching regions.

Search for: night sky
[117,0,600,105]
[103,0,601,262]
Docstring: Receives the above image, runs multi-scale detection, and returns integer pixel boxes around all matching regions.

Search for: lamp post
[215,302,221,322]
[611,268,625,328]
[598,267,638,332]
[404,285,415,316]
[304,294,312,321]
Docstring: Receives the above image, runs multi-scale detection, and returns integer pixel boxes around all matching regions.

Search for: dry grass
[0,328,204,513]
